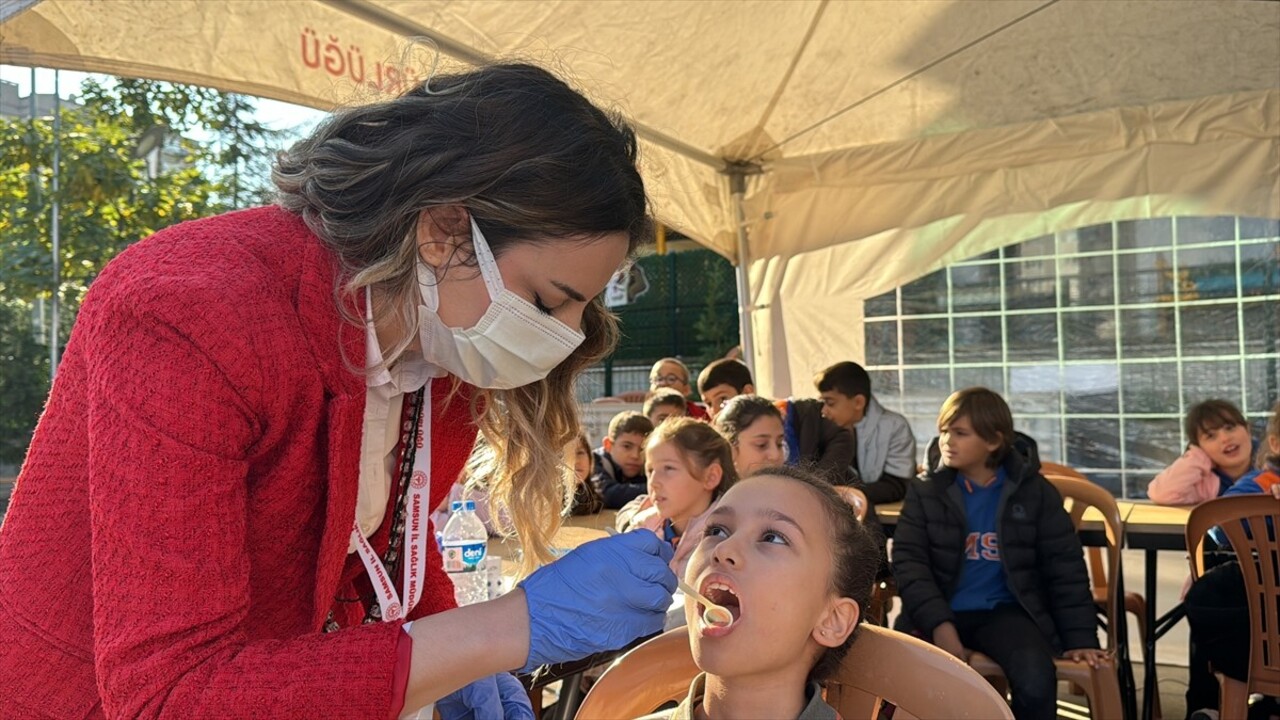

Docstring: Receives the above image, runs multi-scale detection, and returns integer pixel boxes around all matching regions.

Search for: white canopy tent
[3,0,1277,396]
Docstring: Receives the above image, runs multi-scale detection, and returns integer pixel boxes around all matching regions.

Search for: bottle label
[443,541,487,573]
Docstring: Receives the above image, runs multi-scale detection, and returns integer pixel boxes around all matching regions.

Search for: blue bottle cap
[463,500,476,512]
[450,500,463,512]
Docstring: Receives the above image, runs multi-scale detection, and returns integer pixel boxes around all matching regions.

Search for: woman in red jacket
[0,64,675,720]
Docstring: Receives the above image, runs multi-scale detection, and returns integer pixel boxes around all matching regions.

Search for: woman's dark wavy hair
[272,63,650,569]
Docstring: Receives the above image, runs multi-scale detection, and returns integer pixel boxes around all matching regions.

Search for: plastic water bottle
[442,500,488,606]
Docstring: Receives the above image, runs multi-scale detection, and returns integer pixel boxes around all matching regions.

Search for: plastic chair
[1185,495,1280,719]
[966,472,1126,720]
[576,624,1014,720]
[1043,461,1153,671]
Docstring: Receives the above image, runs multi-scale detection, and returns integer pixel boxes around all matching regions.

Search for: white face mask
[417,218,587,389]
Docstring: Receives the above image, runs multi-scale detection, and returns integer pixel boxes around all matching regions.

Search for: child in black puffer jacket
[892,387,1105,720]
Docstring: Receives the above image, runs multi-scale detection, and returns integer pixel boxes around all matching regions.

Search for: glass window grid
[865,217,1279,497]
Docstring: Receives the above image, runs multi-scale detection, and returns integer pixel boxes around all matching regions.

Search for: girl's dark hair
[1184,399,1248,447]
[713,394,783,446]
[274,62,650,571]
[937,387,1015,468]
[742,465,878,683]
[646,417,740,499]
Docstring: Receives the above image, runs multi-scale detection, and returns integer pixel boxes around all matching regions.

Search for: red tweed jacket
[0,207,478,719]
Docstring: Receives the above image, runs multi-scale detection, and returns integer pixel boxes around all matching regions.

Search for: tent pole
[728,169,755,379]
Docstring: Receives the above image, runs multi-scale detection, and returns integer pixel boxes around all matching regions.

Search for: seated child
[591,411,654,509]
[569,431,605,516]
[712,395,789,476]
[649,357,711,421]
[698,359,853,483]
[644,388,689,427]
[892,387,1105,720]
[1148,399,1260,505]
[616,418,739,579]
[1182,401,1280,720]
[640,465,879,720]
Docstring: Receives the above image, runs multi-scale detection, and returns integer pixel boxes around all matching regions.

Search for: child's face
[938,414,1000,476]
[572,443,592,482]
[646,441,720,528]
[1196,421,1253,476]
[648,405,685,427]
[651,361,692,396]
[683,476,855,680]
[605,432,647,477]
[732,416,788,475]
[819,390,866,429]
[702,384,741,420]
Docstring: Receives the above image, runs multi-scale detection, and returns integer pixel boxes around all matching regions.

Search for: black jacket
[789,398,855,485]
[590,448,646,509]
[890,433,1099,653]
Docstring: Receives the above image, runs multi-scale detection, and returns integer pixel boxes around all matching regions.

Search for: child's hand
[1270,483,1280,500]
[931,622,970,661]
[1062,648,1108,668]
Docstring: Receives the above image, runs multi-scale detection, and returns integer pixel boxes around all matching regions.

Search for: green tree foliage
[0,77,289,466]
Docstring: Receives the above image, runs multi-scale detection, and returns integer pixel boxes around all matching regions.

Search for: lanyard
[351,377,433,622]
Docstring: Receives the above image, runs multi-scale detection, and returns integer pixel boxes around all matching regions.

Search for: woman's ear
[416,206,471,267]
[813,597,860,649]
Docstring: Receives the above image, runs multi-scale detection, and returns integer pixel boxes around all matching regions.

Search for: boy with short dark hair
[649,357,710,421]
[892,387,1104,720]
[696,359,852,484]
[813,361,917,504]
[592,411,655,509]
[642,388,688,427]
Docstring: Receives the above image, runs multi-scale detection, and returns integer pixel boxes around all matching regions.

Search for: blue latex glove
[518,529,676,672]
[436,673,535,720]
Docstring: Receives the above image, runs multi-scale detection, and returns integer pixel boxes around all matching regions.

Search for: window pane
[1240,242,1279,297]
[1120,307,1176,358]
[901,270,946,315]
[864,290,897,318]
[864,321,899,366]
[1117,218,1172,250]
[1179,304,1239,357]
[1176,216,1235,245]
[1125,472,1156,500]
[1063,310,1116,360]
[950,264,1001,313]
[952,316,1002,362]
[1239,217,1280,241]
[1061,223,1114,254]
[1244,358,1279,416]
[1006,260,1057,310]
[902,368,952,421]
[1008,364,1061,415]
[1067,418,1121,469]
[1121,362,1180,414]
[1181,360,1243,410]
[1019,417,1062,464]
[1117,251,1174,304]
[1124,418,1182,470]
[1007,313,1059,361]
[954,366,1005,395]
[1064,363,1119,413]
[868,370,901,404]
[901,318,949,364]
[1178,245,1237,300]
[1059,255,1114,307]
[1243,301,1279,354]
